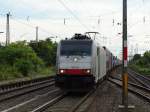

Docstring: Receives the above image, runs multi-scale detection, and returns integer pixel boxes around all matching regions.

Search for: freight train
[55,33,121,91]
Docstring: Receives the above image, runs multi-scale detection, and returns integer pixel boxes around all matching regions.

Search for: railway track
[3,68,149,112]
[1,88,62,112]
[108,77,150,103]
[31,89,95,112]
[0,76,54,93]
[0,76,63,112]
[68,90,95,112]
[0,88,96,112]
[128,69,150,89]
[31,93,67,112]
[129,69,150,80]
[0,76,54,102]
[0,75,101,112]
[110,76,150,92]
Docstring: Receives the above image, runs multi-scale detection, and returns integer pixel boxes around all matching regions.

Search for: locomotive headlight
[60,69,64,73]
[86,69,90,73]
[74,58,78,62]
[85,69,91,74]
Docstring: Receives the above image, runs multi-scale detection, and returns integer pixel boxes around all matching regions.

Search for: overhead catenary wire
[10,16,58,38]
[11,17,35,28]
[57,0,92,32]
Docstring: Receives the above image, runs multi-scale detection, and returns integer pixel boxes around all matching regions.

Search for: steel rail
[68,81,106,112]
[31,93,67,112]
[0,81,54,102]
[108,78,150,103]
[31,87,96,112]
[0,79,54,95]
[1,89,60,112]
[68,89,95,112]
[128,69,150,82]
[128,71,150,88]
[110,76,150,93]
[0,76,54,92]
[31,79,104,112]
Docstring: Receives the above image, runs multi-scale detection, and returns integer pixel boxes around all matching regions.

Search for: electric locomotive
[55,33,107,91]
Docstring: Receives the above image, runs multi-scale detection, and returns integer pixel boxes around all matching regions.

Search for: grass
[0,65,22,81]
[29,66,56,78]
[129,64,150,76]
[0,65,56,84]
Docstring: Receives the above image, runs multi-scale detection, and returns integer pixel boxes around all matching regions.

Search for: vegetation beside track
[129,51,150,75]
[0,38,57,81]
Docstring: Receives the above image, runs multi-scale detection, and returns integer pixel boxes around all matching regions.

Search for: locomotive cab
[55,34,95,91]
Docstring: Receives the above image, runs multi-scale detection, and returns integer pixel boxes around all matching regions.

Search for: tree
[0,41,44,76]
[29,38,57,66]
[14,59,33,76]
[143,51,150,61]
[133,54,141,61]
[143,51,150,67]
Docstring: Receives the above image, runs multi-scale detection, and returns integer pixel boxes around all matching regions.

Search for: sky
[0,0,150,58]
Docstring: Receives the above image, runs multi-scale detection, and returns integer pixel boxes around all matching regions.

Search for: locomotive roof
[60,39,93,45]
[61,39,93,42]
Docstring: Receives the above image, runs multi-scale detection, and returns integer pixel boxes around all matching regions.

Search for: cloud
[0,0,150,57]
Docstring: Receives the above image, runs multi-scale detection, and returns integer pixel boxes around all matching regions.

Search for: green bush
[130,51,150,75]
[29,38,57,66]
[0,65,21,80]
[133,54,141,61]
[0,41,44,77]
[0,40,57,81]
[14,59,33,76]
[38,66,56,75]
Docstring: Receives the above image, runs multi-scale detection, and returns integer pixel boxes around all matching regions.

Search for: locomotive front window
[60,41,92,56]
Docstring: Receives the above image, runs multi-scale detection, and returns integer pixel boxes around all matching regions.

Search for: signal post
[119,0,135,111]
[122,0,128,107]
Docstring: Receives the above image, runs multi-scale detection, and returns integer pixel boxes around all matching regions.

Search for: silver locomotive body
[55,37,108,91]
